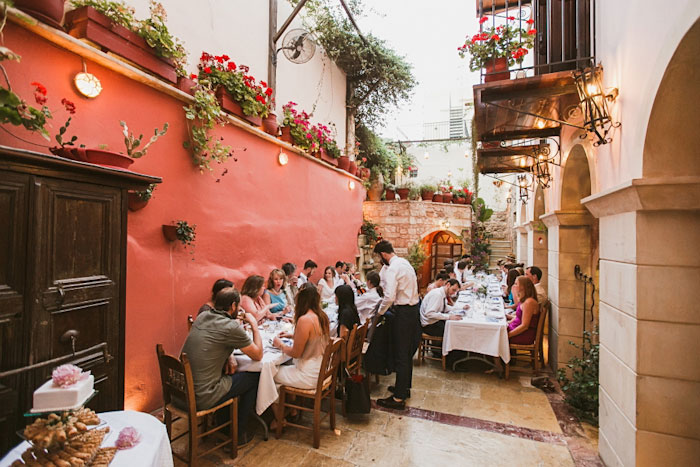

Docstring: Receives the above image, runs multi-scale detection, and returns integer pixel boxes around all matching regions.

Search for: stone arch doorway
[541,144,597,372]
[419,230,463,289]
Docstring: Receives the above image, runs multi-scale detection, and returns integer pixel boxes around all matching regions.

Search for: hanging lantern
[517,174,531,202]
[572,64,620,146]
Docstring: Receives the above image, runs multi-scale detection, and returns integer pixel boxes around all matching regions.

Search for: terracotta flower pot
[214,87,262,126]
[320,148,338,166]
[385,189,396,201]
[65,6,176,83]
[51,147,134,169]
[348,161,357,176]
[432,193,444,203]
[483,57,510,83]
[162,224,178,242]
[127,192,148,211]
[421,190,434,201]
[337,156,350,171]
[176,76,196,94]
[455,197,466,205]
[396,188,410,200]
[367,173,384,201]
[262,113,279,136]
[280,126,293,144]
[15,0,66,28]
[442,192,454,203]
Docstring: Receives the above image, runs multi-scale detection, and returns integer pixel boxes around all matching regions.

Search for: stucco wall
[108,0,347,149]
[0,22,363,412]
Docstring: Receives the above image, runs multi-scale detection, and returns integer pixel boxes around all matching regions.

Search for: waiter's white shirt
[298,272,308,287]
[420,286,453,327]
[378,255,419,315]
[455,267,466,286]
[355,287,382,324]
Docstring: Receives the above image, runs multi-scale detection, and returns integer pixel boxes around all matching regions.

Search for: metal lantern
[517,173,530,202]
[533,159,551,189]
[573,64,620,146]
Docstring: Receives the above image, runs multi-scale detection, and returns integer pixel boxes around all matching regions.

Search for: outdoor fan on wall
[276,28,316,64]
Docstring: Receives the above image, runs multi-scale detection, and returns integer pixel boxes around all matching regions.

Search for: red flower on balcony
[479,17,489,24]
[507,16,515,21]
[189,73,197,80]
[203,66,212,74]
[528,29,537,35]
[222,54,230,61]
[527,19,535,24]
[61,98,76,114]
[265,88,273,96]
[491,34,500,41]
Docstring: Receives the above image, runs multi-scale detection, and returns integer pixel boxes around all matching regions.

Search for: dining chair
[505,300,550,380]
[275,338,343,448]
[342,322,368,416]
[156,344,238,466]
[418,333,446,370]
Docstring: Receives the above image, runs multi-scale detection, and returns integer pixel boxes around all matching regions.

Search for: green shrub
[557,327,600,425]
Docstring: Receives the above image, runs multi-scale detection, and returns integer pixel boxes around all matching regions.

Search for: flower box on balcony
[215,87,262,127]
[64,6,177,84]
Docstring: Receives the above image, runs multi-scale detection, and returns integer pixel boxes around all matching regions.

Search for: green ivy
[557,327,600,425]
[183,83,234,171]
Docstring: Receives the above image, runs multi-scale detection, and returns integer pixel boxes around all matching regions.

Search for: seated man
[181,287,264,446]
[525,266,548,305]
[420,279,463,337]
[426,271,449,292]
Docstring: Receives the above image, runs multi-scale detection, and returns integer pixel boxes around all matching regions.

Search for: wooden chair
[156,344,238,465]
[505,300,550,380]
[275,338,343,448]
[418,333,446,370]
[342,322,368,416]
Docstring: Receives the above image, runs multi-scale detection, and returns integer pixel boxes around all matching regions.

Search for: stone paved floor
[168,359,600,466]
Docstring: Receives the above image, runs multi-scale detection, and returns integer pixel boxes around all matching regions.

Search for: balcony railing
[476,0,595,83]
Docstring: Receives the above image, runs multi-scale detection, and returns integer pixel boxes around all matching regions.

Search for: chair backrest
[156,344,197,418]
[316,338,343,393]
[534,300,550,346]
[187,315,194,332]
[346,322,368,374]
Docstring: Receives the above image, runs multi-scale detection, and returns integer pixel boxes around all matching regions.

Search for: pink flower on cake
[116,427,142,450]
[52,364,90,388]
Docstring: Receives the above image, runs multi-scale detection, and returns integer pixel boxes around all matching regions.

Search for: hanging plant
[163,220,196,258]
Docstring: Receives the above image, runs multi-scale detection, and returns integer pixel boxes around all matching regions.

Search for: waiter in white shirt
[373,240,419,410]
[420,279,463,337]
[297,259,317,287]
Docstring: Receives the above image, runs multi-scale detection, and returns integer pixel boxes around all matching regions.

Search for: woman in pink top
[240,275,276,323]
[507,276,540,345]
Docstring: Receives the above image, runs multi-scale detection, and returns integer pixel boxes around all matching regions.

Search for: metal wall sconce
[573,64,621,146]
[440,219,451,230]
[348,180,356,190]
[74,61,102,98]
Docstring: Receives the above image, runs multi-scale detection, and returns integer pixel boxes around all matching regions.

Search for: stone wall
[483,210,510,240]
[362,201,472,255]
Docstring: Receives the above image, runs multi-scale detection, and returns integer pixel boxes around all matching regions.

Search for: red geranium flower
[528,29,537,35]
[222,54,230,61]
[200,52,210,62]
[32,82,48,105]
[265,88,273,96]
[189,73,197,80]
[260,81,267,88]
[255,95,265,103]
[507,16,515,21]
[526,19,535,24]
[491,34,500,41]
[61,98,76,114]
[479,17,488,24]
[215,55,224,63]
[203,66,211,74]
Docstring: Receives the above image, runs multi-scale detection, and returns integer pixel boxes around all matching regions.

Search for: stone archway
[586,18,700,467]
[541,144,597,372]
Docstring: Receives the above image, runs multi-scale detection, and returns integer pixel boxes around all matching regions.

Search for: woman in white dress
[317,266,336,302]
[273,286,330,389]
[355,271,383,324]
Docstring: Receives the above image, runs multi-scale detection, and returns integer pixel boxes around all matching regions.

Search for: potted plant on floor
[65,0,188,82]
[384,182,396,201]
[458,16,536,83]
[420,183,436,201]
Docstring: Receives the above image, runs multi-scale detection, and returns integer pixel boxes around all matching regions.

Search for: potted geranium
[281,101,317,151]
[360,218,379,245]
[384,182,396,201]
[453,189,466,204]
[458,16,536,82]
[420,183,435,201]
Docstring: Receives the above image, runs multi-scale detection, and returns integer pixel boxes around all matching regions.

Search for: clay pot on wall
[214,88,262,126]
[420,190,434,201]
[483,57,510,83]
[455,197,466,205]
[162,224,178,241]
[432,193,444,203]
[15,0,66,28]
[320,149,338,166]
[442,192,453,203]
[337,156,350,172]
[396,188,410,200]
[127,192,148,211]
[51,147,134,169]
[280,126,293,144]
[367,173,384,201]
[348,160,357,176]
[262,113,279,136]
[385,188,396,201]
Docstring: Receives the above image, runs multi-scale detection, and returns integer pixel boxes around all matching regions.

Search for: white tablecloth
[0,410,173,467]
[236,307,338,415]
[442,288,511,364]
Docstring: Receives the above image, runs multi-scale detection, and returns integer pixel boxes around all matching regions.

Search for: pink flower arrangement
[115,426,142,450]
[52,364,90,388]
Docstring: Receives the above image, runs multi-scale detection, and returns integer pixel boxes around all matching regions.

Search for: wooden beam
[273,0,309,43]
[479,127,560,142]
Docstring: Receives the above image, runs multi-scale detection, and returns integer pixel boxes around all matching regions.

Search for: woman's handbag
[344,370,371,414]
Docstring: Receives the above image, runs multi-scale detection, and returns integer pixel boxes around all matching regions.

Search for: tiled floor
[169,359,600,466]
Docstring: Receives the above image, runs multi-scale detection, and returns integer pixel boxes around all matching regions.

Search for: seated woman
[355,271,383,325]
[198,278,233,315]
[503,268,522,311]
[240,275,276,323]
[508,276,540,345]
[281,262,298,305]
[273,286,330,389]
[335,284,360,340]
[263,269,291,316]
[317,266,337,302]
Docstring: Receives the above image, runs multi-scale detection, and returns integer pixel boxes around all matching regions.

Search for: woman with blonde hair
[263,268,291,315]
[507,276,540,345]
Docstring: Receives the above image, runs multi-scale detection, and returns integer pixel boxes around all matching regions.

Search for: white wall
[114,0,346,148]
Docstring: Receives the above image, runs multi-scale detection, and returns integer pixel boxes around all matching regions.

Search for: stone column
[515,224,528,264]
[540,210,594,372]
[583,179,700,467]
[525,221,549,290]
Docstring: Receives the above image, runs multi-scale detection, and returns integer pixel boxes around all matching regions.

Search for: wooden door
[429,231,463,281]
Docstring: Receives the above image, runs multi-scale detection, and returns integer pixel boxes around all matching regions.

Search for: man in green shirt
[182,287,263,445]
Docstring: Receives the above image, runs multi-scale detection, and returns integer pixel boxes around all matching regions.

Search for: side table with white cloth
[442,278,511,374]
[0,410,174,467]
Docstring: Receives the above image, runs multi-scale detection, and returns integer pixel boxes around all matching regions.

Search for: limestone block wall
[483,210,510,240]
[362,201,472,255]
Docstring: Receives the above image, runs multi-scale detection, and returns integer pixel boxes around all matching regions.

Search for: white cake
[32,374,95,412]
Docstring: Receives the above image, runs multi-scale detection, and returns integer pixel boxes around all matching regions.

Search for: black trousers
[422,320,446,337]
[392,303,420,400]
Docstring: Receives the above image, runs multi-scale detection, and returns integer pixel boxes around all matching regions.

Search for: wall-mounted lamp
[278,151,289,166]
[441,219,451,229]
[573,64,620,146]
[74,61,102,98]
[506,196,512,204]
[348,180,356,190]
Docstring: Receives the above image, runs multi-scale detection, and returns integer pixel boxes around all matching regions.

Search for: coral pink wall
[1,24,365,412]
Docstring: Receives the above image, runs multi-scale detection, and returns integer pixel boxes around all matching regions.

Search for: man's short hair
[445,266,454,274]
[446,278,459,287]
[443,259,454,267]
[527,266,543,281]
[281,262,296,276]
[303,259,317,270]
[214,287,240,311]
[457,260,468,270]
[335,261,345,269]
[436,272,450,281]
[211,278,233,301]
[373,240,394,254]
